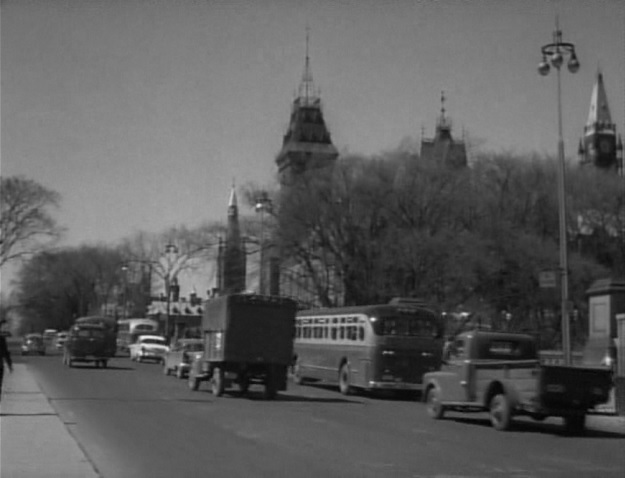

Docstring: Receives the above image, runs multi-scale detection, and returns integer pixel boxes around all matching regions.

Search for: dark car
[21,334,46,355]
[162,339,203,378]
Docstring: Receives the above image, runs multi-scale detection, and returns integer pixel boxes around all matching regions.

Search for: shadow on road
[448,415,625,439]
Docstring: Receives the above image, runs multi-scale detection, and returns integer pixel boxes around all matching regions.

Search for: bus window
[331,327,337,340]
[339,326,345,340]
[358,326,365,341]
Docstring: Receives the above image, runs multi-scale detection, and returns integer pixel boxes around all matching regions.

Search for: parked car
[21,334,46,355]
[56,331,69,350]
[129,335,169,363]
[43,329,58,345]
[162,338,203,378]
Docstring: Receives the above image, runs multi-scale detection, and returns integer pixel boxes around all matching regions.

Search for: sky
[2,0,624,289]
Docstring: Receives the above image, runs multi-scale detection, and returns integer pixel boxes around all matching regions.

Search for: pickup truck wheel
[564,415,586,435]
[211,367,225,396]
[188,374,200,391]
[338,364,352,395]
[489,393,513,431]
[426,388,445,419]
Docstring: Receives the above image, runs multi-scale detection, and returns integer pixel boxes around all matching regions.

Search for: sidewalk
[0,364,100,478]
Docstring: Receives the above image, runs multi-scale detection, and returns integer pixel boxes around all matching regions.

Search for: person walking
[0,320,13,402]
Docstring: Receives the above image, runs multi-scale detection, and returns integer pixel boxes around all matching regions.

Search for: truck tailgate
[540,365,612,410]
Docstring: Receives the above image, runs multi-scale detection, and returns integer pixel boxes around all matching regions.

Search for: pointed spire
[586,70,615,132]
[298,25,318,105]
[228,179,237,206]
[437,90,451,130]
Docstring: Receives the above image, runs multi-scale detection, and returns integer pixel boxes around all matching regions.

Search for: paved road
[18,350,625,478]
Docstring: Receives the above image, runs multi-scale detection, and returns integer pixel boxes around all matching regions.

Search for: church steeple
[275,27,338,185]
[579,71,621,172]
[420,91,467,169]
[218,181,246,294]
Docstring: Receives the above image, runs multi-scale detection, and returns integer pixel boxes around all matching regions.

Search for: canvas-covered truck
[423,330,613,434]
[187,294,298,399]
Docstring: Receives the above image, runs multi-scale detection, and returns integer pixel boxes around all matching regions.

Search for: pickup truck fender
[482,380,522,409]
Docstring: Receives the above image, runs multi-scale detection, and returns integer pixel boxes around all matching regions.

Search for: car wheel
[338,363,352,396]
[292,359,305,385]
[211,367,225,397]
[426,387,445,419]
[102,360,108,369]
[489,393,513,431]
[163,362,170,375]
[176,367,185,379]
[564,414,586,435]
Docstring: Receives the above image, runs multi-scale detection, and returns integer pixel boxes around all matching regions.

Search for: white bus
[116,318,159,355]
[292,299,444,395]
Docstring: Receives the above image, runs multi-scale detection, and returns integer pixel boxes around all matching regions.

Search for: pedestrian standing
[0,320,13,402]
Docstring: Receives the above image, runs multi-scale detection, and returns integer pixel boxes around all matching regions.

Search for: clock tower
[578,71,623,173]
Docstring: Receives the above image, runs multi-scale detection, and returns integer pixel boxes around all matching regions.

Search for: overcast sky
[2,0,624,253]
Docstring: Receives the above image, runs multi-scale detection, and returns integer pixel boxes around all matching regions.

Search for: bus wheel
[211,367,225,397]
[564,414,586,435]
[426,387,445,419]
[338,364,352,395]
[489,393,513,431]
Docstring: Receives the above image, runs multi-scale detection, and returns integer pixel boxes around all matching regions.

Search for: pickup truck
[422,330,613,434]
[187,294,298,400]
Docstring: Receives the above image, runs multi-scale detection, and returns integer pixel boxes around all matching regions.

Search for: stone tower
[420,91,467,169]
[275,29,338,185]
[217,184,247,294]
[578,71,623,173]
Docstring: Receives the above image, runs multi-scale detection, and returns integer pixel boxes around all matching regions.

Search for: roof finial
[440,90,446,120]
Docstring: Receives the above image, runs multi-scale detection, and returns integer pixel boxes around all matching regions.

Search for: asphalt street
[8,345,625,478]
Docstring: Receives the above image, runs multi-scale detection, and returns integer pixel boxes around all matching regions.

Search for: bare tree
[0,176,62,268]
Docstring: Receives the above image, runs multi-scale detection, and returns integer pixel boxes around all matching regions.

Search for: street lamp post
[255,193,272,295]
[538,19,579,366]
[164,243,179,341]
[121,265,129,319]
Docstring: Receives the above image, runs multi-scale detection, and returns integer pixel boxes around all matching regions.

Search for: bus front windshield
[372,312,440,337]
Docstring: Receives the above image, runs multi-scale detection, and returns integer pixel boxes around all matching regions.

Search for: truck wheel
[264,367,278,400]
[426,387,445,419]
[188,374,200,391]
[211,367,225,397]
[238,373,250,394]
[338,364,352,395]
[489,393,513,431]
[564,415,586,435]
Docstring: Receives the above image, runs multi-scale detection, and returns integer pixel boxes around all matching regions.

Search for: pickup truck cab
[423,330,613,434]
